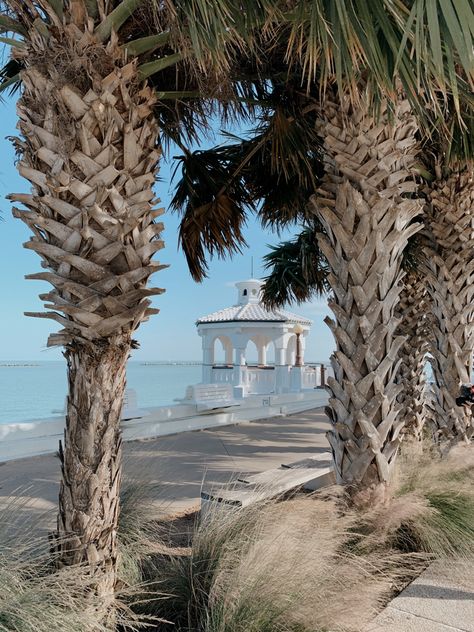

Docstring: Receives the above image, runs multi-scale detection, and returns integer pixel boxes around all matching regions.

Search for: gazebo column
[300,334,306,364]
[258,344,267,366]
[290,329,308,392]
[274,343,289,394]
[233,345,247,398]
[202,342,214,383]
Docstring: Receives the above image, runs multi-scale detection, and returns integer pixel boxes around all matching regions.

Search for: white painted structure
[0,390,329,463]
[197,279,320,397]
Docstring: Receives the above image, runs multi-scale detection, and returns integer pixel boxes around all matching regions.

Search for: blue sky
[0,96,335,363]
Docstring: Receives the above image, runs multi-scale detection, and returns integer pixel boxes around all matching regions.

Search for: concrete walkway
[367,558,474,632]
[0,407,331,529]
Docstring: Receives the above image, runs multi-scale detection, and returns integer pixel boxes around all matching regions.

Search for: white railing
[210,363,332,393]
[244,367,276,394]
[211,366,234,383]
[302,366,318,389]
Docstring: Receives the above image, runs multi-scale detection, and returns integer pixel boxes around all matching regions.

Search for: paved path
[367,557,474,632]
[0,408,330,529]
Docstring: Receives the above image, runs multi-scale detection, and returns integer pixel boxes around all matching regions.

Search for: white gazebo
[196,279,318,398]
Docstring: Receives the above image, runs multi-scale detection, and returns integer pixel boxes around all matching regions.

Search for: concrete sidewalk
[0,407,331,529]
[367,559,474,632]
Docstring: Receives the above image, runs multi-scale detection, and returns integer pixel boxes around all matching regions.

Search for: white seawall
[0,390,329,463]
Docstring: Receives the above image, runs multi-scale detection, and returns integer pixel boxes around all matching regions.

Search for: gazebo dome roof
[196,279,311,325]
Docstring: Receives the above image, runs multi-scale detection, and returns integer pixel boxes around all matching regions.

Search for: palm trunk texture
[10,16,164,601]
[311,96,422,505]
[57,337,129,604]
[425,169,474,442]
[395,270,432,444]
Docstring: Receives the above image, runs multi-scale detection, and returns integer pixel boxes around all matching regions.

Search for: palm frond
[261,224,330,309]
[0,57,22,95]
[0,0,265,150]
[172,148,253,281]
[260,0,474,141]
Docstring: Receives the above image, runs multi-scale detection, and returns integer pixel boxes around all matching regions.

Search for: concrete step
[201,453,335,514]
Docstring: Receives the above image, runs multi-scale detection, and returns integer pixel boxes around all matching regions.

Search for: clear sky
[0,96,335,363]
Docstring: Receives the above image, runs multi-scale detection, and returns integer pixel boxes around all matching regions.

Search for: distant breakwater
[0,363,40,368]
[141,361,201,366]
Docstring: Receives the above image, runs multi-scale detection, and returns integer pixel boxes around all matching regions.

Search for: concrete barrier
[0,390,329,463]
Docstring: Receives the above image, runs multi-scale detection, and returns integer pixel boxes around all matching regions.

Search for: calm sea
[0,361,202,424]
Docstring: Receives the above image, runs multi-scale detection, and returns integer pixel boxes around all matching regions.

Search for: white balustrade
[244,367,276,394]
[302,366,318,389]
[211,366,234,384]
[210,364,329,394]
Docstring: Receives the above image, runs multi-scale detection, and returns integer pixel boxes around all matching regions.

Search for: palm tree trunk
[54,336,129,608]
[311,94,422,505]
[9,16,163,606]
[424,168,474,442]
[395,271,431,444]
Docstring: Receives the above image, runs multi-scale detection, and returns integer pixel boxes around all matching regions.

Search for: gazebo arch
[212,334,233,366]
[245,339,259,365]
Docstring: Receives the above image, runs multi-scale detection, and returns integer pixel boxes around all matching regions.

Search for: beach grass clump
[117,475,165,588]
[134,492,411,632]
[0,493,152,632]
[352,443,474,558]
[0,498,107,632]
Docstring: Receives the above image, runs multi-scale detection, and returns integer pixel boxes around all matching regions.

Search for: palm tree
[424,162,474,443]
[309,92,424,505]
[395,270,432,444]
[262,228,434,448]
[0,0,266,613]
[172,1,474,504]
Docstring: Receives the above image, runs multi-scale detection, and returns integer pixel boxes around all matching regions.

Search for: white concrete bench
[181,383,240,412]
[201,454,335,514]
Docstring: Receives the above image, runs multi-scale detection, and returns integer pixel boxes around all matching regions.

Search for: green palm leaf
[261,225,330,309]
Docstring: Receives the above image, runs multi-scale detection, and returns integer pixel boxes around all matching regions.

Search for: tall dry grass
[352,443,474,558]
[0,496,109,632]
[127,443,474,632]
[0,486,158,632]
[1,443,472,632]
[135,491,419,632]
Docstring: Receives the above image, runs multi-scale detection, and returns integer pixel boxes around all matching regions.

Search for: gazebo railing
[301,366,318,389]
[244,366,276,394]
[210,363,331,394]
[211,366,234,383]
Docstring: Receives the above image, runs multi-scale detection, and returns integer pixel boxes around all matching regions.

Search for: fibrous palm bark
[311,94,423,505]
[8,8,164,606]
[424,168,474,442]
[395,270,432,444]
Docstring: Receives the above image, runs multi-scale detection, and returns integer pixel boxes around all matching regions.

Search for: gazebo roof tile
[196,303,311,325]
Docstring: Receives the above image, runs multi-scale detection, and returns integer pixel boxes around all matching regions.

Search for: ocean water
[0,361,202,424]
